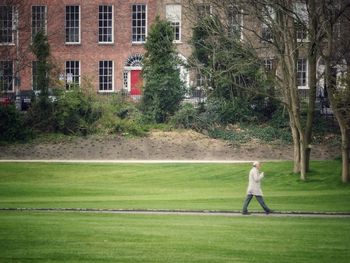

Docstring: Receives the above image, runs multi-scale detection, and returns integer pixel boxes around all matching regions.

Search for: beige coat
[246,167,264,196]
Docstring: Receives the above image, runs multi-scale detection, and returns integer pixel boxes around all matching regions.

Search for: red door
[130,70,142,95]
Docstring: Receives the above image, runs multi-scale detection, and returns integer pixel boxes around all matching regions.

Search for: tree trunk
[323,21,349,183]
[340,126,349,183]
[304,140,311,172]
[289,75,305,179]
[299,132,307,180]
[305,0,318,172]
[289,114,301,173]
[305,50,317,172]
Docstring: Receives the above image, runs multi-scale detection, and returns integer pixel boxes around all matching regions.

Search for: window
[65,61,80,89]
[0,6,14,44]
[297,58,308,88]
[99,5,113,43]
[65,5,80,44]
[261,26,272,42]
[295,22,307,41]
[196,73,206,87]
[261,5,275,42]
[197,4,211,18]
[294,2,308,41]
[228,5,242,39]
[132,4,147,43]
[0,61,14,92]
[99,61,113,91]
[32,6,47,40]
[166,5,181,42]
[294,3,308,21]
[123,70,129,90]
[263,58,273,71]
[172,21,180,42]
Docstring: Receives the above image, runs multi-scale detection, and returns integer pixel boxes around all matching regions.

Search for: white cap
[253,161,260,167]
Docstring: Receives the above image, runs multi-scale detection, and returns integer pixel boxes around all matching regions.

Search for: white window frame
[65,60,81,89]
[0,6,15,45]
[196,72,206,88]
[132,4,147,44]
[65,5,81,44]
[293,2,308,42]
[98,5,114,44]
[260,5,275,42]
[263,58,273,71]
[0,60,14,92]
[123,70,130,91]
[228,5,243,40]
[123,54,144,92]
[295,21,308,42]
[99,60,114,93]
[31,5,47,40]
[196,4,212,18]
[297,58,308,89]
[171,21,181,42]
[166,4,182,43]
[261,24,272,42]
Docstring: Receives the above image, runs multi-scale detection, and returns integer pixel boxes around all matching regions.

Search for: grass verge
[0,161,349,212]
[0,212,349,263]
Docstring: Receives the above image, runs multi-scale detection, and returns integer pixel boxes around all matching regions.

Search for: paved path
[0,159,281,164]
[1,208,350,218]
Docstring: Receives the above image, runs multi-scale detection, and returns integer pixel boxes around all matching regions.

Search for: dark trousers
[242,194,271,213]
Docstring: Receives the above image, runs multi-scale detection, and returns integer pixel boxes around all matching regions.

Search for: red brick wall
[1,0,157,93]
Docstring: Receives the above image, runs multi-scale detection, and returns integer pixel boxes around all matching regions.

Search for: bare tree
[0,0,64,98]
[185,0,312,179]
[0,1,34,94]
[184,0,349,181]
[321,0,350,183]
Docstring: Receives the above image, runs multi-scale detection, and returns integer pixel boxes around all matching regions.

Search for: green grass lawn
[1,161,350,262]
[0,212,349,263]
[0,161,349,212]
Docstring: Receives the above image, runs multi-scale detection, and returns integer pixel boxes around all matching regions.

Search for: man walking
[242,161,272,215]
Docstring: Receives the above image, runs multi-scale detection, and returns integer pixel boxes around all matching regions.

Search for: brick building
[1,0,348,108]
[0,0,158,101]
[158,0,350,108]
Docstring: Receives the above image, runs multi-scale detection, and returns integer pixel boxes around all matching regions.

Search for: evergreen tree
[141,17,186,123]
[31,31,50,98]
[29,30,54,131]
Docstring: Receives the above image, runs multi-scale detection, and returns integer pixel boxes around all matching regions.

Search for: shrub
[93,103,147,137]
[27,88,147,137]
[208,129,249,144]
[170,103,200,129]
[114,119,147,136]
[27,97,55,133]
[87,93,147,136]
[0,105,32,142]
[246,125,292,143]
[53,89,98,135]
[206,124,292,145]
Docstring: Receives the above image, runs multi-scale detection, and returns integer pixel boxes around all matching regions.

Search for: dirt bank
[0,130,339,160]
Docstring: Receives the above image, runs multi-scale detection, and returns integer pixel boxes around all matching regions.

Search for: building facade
[0,0,157,100]
[1,0,348,109]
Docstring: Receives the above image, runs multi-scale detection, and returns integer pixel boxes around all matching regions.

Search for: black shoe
[265,210,274,215]
[242,212,251,215]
